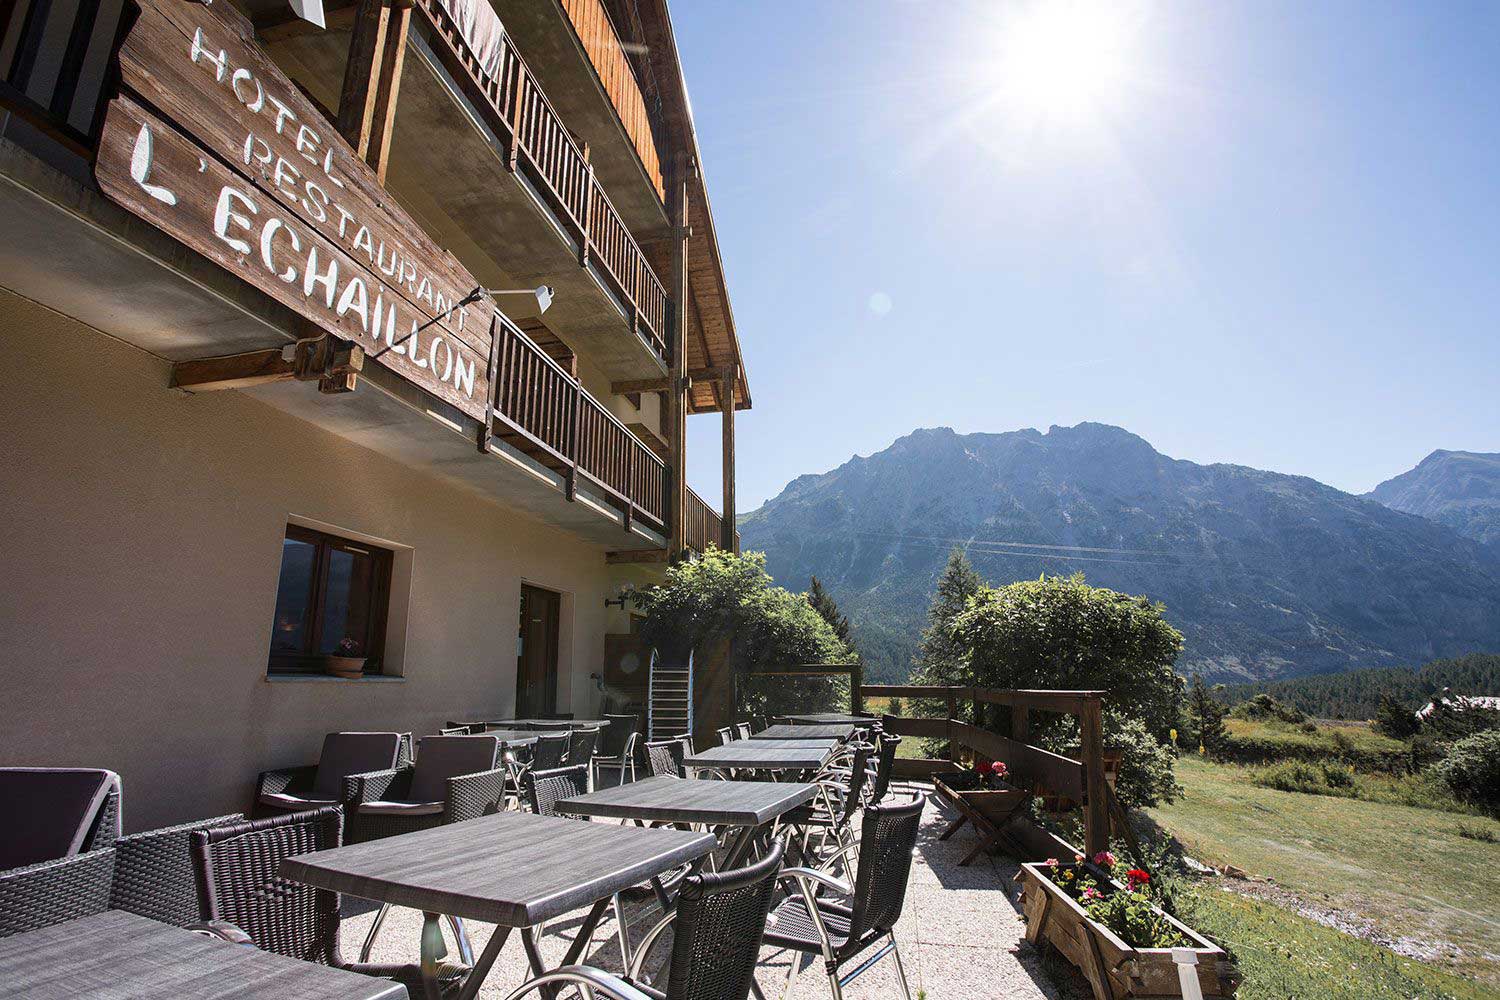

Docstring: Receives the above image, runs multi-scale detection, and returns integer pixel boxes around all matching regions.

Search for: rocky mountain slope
[739,424,1500,683]
[1366,450,1500,547]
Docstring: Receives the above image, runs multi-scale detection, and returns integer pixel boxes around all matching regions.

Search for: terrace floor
[352,786,1091,998]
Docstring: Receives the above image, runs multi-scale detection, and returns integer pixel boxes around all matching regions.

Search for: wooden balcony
[490,316,667,530]
[684,486,736,555]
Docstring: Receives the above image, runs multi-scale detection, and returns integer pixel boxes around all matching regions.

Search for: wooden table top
[491,719,612,730]
[752,723,858,741]
[781,713,877,725]
[282,811,714,927]
[0,910,405,999]
[683,742,833,771]
[555,776,817,827]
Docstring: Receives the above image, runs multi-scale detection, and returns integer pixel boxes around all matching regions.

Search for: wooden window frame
[267,524,394,676]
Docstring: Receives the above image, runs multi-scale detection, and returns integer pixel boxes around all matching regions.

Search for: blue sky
[677,1,1500,512]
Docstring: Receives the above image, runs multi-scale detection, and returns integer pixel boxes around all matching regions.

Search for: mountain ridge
[739,423,1500,684]
[1365,449,1500,546]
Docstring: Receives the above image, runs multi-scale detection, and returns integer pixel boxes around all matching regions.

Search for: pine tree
[1187,673,1227,751]
[1373,692,1418,739]
[808,576,852,646]
[912,548,983,685]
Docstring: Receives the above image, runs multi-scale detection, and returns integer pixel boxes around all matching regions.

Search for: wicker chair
[734,723,752,741]
[253,732,405,817]
[502,840,785,1000]
[0,767,121,872]
[346,736,506,843]
[716,726,735,746]
[523,764,589,817]
[529,732,570,771]
[192,808,469,997]
[751,715,769,734]
[0,847,116,937]
[109,813,243,926]
[566,727,601,774]
[869,735,903,805]
[784,742,872,872]
[593,714,640,787]
[644,737,690,779]
[763,794,926,1000]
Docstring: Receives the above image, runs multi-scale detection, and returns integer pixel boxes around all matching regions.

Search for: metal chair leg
[782,950,803,999]
[612,893,632,970]
[360,901,392,961]
[447,914,475,965]
[825,968,844,1000]
[890,934,913,1000]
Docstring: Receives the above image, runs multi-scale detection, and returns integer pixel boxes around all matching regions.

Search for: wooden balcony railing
[0,0,127,155]
[491,316,667,529]
[684,486,737,554]
[417,0,670,362]
[559,0,666,200]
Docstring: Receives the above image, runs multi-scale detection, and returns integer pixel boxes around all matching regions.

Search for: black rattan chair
[869,735,903,805]
[192,808,468,997]
[254,732,405,817]
[108,813,243,926]
[530,732,570,771]
[501,839,785,1000]
[751,715,769,734]
[764,794,926,1000]
[567,727,601,773]
[346,735,506,842]
[716,726,735,746]
[594,714,640,787]
[734,723,752,741]
[0,767,121,872]
[0,847,115,937]
[523,764,589,817]
[644,737,690,779]
[785,742,871,873]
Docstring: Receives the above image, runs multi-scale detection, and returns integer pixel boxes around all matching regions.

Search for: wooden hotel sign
[96,0,492,418]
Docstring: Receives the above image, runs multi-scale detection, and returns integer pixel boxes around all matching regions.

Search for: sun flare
[987,0,1143,123]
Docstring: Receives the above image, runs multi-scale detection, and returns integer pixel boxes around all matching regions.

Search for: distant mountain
[1366,450,1500,547]
[739,424,1500,684]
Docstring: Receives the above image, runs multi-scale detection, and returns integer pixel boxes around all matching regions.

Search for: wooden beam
[626,421,669,461]
[1079,696,1109,858]
[720,368,736,551]
[666,151,691,557]
[171,341,363,393]
[337,0,409,184]
[606,548,670,565]
[611,367,732,397]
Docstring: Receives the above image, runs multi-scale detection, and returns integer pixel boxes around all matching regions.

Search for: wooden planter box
[1017,861,1239,1000]
[931,770,1031,866]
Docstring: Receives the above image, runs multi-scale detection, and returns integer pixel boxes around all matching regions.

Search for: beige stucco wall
[0,289,616,831]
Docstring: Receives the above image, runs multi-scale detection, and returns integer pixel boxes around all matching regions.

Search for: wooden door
[516,584,560,716]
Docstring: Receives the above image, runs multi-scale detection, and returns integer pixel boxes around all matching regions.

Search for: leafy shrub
[629,547,853,717]
[1232,694,1306,724]
[1299,721,1319,734]
[1214,718,1410,773]
[1432,730,1500,813]
[1455,820,1498,843]
[1254,760,1357,797]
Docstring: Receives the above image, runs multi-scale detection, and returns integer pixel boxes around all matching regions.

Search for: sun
[986,0,1143,123]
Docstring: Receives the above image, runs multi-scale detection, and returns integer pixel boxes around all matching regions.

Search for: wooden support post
[720,367,736,552]
[1013,704,1030,744]
[850,661,864,715]
[171,339,362,393]
[666,151,690,558]
[1080,696,1109,858]
[947,692,961,764]
[337,0,410,184]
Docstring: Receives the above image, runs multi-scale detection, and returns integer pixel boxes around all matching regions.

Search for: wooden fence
[862,684,1112,857]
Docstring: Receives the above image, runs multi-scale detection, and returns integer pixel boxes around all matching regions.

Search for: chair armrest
[187,919,255,947]
[626,910,678,981]
[444,767,507,824]
[345,767,409,804]
[255,765,317,798]
[778,866,853,899]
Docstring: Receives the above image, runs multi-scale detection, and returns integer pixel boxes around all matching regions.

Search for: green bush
[1254,760,1357,797]
[1232,694,1306,724]
[1432,730,1500,813]
[628,547,854,717]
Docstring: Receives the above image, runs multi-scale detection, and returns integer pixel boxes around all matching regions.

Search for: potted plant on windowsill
[1016,853,1239,1000]
[323,638,367,678]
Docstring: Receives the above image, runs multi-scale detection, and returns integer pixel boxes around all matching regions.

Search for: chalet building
[0,0,746,828]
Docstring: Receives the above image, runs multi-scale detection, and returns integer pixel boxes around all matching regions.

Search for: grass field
[1180,885,1498,1000]
[1148,756,1500,989]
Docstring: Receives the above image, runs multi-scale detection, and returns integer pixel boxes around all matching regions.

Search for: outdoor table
[683,742,834,772]
[0,909,405,999]
[738,737,839,751]
[752,722,858,741]
[781,713,876,725]
[489,718,611,730]
[554,775,817,866]
[282,811,714,1000]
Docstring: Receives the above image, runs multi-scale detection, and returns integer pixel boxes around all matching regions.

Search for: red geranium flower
[1126,868,1151,888]
[991,761,1009,777]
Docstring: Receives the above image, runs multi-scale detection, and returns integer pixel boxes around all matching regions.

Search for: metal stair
[647,649,694,742]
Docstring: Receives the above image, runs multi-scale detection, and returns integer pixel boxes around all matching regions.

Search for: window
[268,524,393,675]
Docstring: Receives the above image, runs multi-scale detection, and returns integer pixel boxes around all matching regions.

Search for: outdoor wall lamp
[368,284,556,362]
[486,285,555,315]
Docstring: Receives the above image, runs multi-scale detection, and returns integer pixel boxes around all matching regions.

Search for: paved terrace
[353,786,1090,999]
